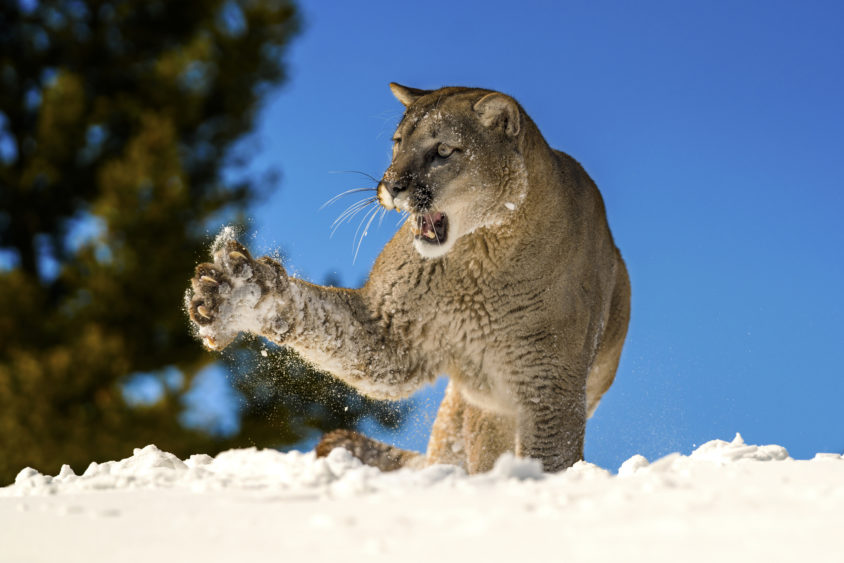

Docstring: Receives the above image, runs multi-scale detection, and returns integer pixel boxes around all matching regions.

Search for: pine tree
[0,0,404,484]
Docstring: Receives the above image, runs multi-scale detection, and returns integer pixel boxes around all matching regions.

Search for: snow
[2,434,842,562]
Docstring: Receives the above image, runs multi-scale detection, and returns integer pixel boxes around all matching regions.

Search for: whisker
[432,203,448,273]
[331,197,378,237]
[353,205,381,263]
[331,202,370,232]
[322,180,411,261]
[328,170,381,184]
[433,205,443,246]
[352,205,378,249]
[320,187,378,210]
[331,207,376,238]
[332,196,377,223]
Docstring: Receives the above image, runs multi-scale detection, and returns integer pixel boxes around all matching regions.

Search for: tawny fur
[188,84,630,473]
[315,429,424,471]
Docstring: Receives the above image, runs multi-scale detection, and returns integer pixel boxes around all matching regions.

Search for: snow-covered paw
[187,240,289,350]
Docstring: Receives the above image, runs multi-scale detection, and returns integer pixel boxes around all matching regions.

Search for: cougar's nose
[381,180,407,198]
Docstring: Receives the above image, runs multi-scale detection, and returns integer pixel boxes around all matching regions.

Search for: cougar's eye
[437,143,455,158]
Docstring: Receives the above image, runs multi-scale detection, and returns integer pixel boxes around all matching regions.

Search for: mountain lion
[187,83,630,473]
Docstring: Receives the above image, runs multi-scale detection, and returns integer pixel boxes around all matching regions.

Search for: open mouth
[410,212,449,244]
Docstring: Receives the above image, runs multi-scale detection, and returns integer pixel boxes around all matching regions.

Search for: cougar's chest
[373,242,527,411]
[431,256,523,413]
[388,258,502,350]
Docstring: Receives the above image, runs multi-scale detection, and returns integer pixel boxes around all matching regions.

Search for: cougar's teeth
[229,250,247,261]
[201,275,218,285]
[197,305,211,319]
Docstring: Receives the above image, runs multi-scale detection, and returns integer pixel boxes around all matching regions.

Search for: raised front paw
[187,239,290,350]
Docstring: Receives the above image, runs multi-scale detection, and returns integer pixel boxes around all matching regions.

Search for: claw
[197,305,212,319]
[200,275,219,285]
[229,250,247,261]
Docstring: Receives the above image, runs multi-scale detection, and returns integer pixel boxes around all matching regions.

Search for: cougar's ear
[473,93,520,137]
[389,82,430,107]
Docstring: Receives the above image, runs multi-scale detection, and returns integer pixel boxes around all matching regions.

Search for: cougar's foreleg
[188,241,433,400]
[276,279,433,399]
[511,353,588,473]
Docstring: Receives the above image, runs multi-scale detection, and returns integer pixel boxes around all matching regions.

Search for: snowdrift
[2,434,842,562]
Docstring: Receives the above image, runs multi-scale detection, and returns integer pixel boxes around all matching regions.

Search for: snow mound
[3,435,843,563]
[4,444,571,498]
[3,433,838,499]
[618,432,790,476]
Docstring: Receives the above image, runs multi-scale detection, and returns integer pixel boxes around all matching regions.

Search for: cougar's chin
[411,211,458,258]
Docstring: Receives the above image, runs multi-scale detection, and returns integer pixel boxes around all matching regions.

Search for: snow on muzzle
[410,212,449,244]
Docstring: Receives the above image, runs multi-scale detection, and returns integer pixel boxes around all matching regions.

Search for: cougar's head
[378,83,527,259]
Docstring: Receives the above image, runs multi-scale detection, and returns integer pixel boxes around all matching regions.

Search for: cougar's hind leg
[426,380,515,473]
[425,380,469,470]
[316,379,469,472]
[585,254,631,417]
[463,406,516,473]
[315,429,423,471]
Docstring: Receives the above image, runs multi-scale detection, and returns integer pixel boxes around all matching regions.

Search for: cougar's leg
[427,380,517,473]
[317,379,469,472]
[585,254,631,417]
[463,406,516,473]
[317,379,518,474]
[425,380,469,470]
[315,429,423,471]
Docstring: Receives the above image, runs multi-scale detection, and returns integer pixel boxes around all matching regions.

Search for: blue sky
[218,0,844,469]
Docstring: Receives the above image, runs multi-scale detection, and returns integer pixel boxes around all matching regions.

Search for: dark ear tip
[390,83,427,107]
